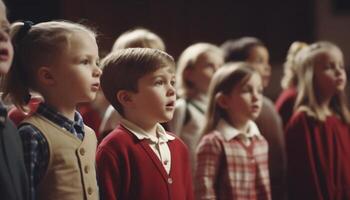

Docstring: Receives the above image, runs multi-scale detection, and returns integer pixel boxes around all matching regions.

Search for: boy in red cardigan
[96,48,194,200]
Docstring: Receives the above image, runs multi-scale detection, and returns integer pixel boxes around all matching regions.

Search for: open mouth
[166,101,175,110]
[0,49,9,61]
[91,83,100,91]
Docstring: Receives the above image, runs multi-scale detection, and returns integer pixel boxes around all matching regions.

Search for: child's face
[51,30,101,104]
[0,2,13,74]
[246,46,271,88]
[313,48,346,98]
[222,73,263,125]
[187,52,223,94]
[130,66,176,125]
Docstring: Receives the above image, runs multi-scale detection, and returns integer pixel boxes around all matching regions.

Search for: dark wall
[5,0,315,98]
[6,0,315,59]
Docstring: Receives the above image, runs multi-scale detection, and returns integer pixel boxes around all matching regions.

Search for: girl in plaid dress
[195,62,271,200]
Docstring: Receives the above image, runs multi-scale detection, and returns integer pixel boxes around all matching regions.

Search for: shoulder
[197,131,223,154]
[166,131,189,150]
[98,125,135,152]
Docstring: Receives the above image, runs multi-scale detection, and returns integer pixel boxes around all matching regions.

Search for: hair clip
[17,20,34,41]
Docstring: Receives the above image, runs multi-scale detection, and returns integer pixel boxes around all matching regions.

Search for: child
[99,28,166,137]
[2,20,102,200]
[195,62,271,200]
[167,42,223,173]
[221,37,286,200]
[285,41,350,199]
[96,48,194,200]
[275,41,308,128]
[0,1,29,199]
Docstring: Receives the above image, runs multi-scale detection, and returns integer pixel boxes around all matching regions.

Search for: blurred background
[5,0,350,99]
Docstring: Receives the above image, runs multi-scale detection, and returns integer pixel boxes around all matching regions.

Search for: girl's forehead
[315,48,343,61]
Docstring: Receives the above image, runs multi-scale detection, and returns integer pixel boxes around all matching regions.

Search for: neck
[44,97,76,121]
[124,112,158,137]
[318,94,333,116]
[228,117,249,133]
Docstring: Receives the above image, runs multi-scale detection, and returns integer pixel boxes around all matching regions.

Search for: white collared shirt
[120,118,175,174]
[217,119,261,146]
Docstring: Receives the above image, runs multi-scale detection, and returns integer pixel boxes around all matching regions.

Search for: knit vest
[23,114,99,200]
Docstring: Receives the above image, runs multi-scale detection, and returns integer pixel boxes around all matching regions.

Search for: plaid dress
[195,119,271,200]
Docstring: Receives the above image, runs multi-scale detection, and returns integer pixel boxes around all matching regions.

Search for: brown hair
[202,62,259,135]
[112,28,165,51]
[295,41,350,123]
[221,37,264,62]
[100,48,174,116]
[2,21,96,111]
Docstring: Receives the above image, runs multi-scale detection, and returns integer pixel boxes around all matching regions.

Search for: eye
[81,59,90,65]
[170,79,176,86]
[1,24,10,34]
[155,80,164,86]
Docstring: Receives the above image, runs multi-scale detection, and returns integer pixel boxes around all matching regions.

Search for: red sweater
[96,125,194,200]
[275,87,297,128]
[285,111,350,200]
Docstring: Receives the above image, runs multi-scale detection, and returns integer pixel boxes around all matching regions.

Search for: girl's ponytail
[2,22,32,111]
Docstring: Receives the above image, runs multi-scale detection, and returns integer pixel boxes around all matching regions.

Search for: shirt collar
[120,118,175,143]
[216,119,260,141]
[190,93,209,113]
[37,102,84,133]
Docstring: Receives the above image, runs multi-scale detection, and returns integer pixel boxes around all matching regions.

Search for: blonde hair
[295,41,350,123]
[281,41,308,89]
[100,48,174,116]
[2,21,96,111]
[202,62,259,135]
[176,43,223,99]
[112,28,165,51]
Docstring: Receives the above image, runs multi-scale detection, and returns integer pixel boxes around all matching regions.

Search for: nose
[93,66,102,77]
[166,83,176,97]
[252,90,261,102]
[0,30,9,42]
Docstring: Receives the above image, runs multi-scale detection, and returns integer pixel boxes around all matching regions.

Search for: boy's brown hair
[100,48,175,116]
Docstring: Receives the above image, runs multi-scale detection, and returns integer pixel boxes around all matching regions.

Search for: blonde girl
[167,42,223,173]
[286,41,350,200]
[195,62,271,200]
[275,41,308,127]
[3,21,102,200]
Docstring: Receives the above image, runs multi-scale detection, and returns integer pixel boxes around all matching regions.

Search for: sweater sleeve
[285,113,323,200]
[195,134,222,200]
[96,147,121,200]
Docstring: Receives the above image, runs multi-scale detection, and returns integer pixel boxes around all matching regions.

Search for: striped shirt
[19,103,85,200]
[195,119,271,200]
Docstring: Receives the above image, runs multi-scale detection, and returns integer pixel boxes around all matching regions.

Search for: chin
[0,64,10,74]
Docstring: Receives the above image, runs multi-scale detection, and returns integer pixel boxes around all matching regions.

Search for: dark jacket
[0,103,29,200]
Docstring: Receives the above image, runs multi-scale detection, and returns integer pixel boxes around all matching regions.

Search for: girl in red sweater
[285,41,350,200]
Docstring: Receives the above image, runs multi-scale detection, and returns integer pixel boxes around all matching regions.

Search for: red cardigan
[96,125,194,200]
[275,87,297,128]
[285,111,350,200]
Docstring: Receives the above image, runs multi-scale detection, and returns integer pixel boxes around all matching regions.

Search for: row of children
[1,0,350,199]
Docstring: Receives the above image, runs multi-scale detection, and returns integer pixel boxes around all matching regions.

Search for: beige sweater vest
[23,114,99,200]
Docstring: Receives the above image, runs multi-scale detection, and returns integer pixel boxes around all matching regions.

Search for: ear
[216,92,229,109]
[116,90,133,107]
[37,67,55,86]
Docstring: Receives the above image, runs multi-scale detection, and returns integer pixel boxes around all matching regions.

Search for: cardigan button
[84,165,89,173]
[167,178,173,184]
[79,148,85,156]
[87,187,93,195]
